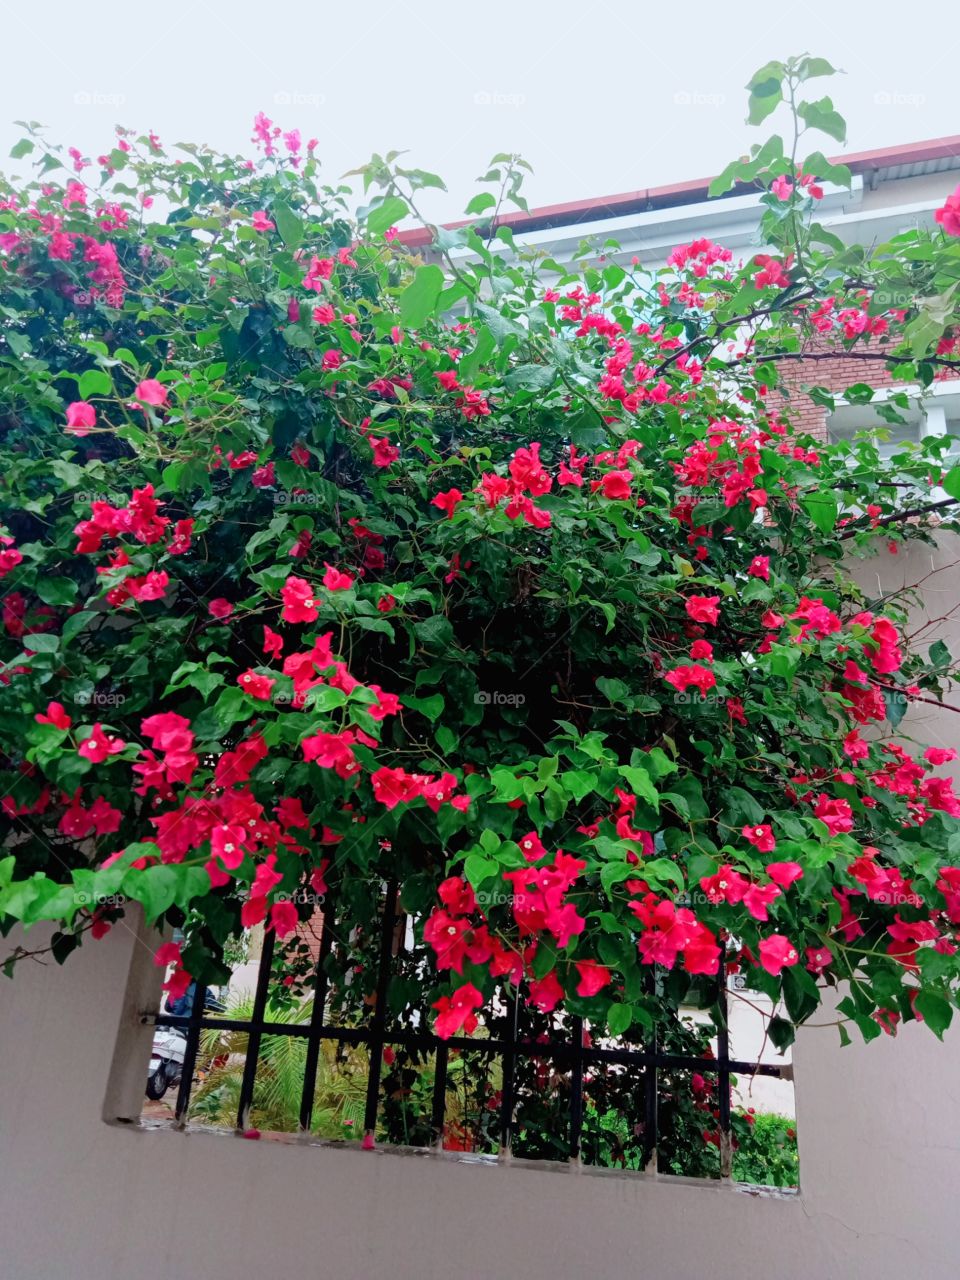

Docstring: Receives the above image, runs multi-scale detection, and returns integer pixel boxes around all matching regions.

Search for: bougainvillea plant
[3,54,960,1054]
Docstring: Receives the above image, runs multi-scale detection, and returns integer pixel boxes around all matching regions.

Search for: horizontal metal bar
[148,1013,783,1077]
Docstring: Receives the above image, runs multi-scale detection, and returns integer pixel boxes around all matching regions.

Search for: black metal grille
[149,881,786,1172]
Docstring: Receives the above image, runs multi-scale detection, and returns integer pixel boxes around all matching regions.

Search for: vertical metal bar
[235,927,275,1131]
[569,1014,584,1163]
[498,987,520,1155]
[716,941,732,1178]
[299,892,337,1132]
[640,966,658,1171]
[174,980,208,1125]
[362,881,397,1140]
[430,1045,448,1147]
[643,1003,658,1170]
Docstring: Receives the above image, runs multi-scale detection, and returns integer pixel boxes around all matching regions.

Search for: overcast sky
[2,0,956,222]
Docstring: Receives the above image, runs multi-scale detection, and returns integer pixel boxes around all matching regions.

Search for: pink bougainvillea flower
[0,538,23,578]
[302,731,360,778]
[270,900,299,938]
[528,971,564,1013]
[925,747,958,765]
[743,881,781,921]
[935,185,960,237]
[369,436,399,468]
[432,982,483,1039]
[742,823,776,853]
[424,909,471,972]
[322,564,354,591]
[263,625,283,659]
[153,941,181,968]
[208,598,233,620]
[700,865,749,905]
[78,723,126,763]
[251,210,275,231]
[237,669,275,701]
[438,876,476,916]
[211,823,247,870]
[843,730,869,761]
[748,555,770,581]
[665,664,716,696]
[771,174,793,201]
[805,945,833,974]
[134,379,168,407]
[281,575,319,623]
[594,469,632,500]
[813,794,853,835]
[685,595,720,624]
[767,861,803,889]
[518,831,547,862]
[66,401,96,436]
[35,700,72,730]
[431,488,464,519]
[321,348,343,370]
[758,934,800,976]
[575,960,612,997]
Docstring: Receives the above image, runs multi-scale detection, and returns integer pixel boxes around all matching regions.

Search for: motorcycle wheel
[145,1063,168,1100]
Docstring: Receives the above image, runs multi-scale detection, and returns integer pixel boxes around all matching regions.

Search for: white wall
[1,537,959,1280]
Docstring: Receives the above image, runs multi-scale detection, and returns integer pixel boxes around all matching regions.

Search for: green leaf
[412,615,454,649]
[24,632,59,653]
[642,858,684,893]
[883,688,908,729]
[915,991,953,1039]
[364,196,409,235]
[607,1003,633,1037]
[10,138,34,160]
[465,192,496,216]
[503,363,557,392]
[746,62,784,125]
[35,577,77,606]
[272,202,303,249]
[797,56,839,82]
[802,491,838,534]
[464,853,499,888]
[77,369,113,399]
[768,1015,796,1051]
[402,693,444,722]
[398,264,444,329]
[618,765,658,811]
[797,97,847,143]
[123,864,179,922]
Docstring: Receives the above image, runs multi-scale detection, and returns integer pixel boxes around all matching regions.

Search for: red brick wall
[767,347,959,441]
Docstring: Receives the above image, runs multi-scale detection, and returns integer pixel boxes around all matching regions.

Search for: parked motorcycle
[146,1025,186,1100]
[145,986,226,1101]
